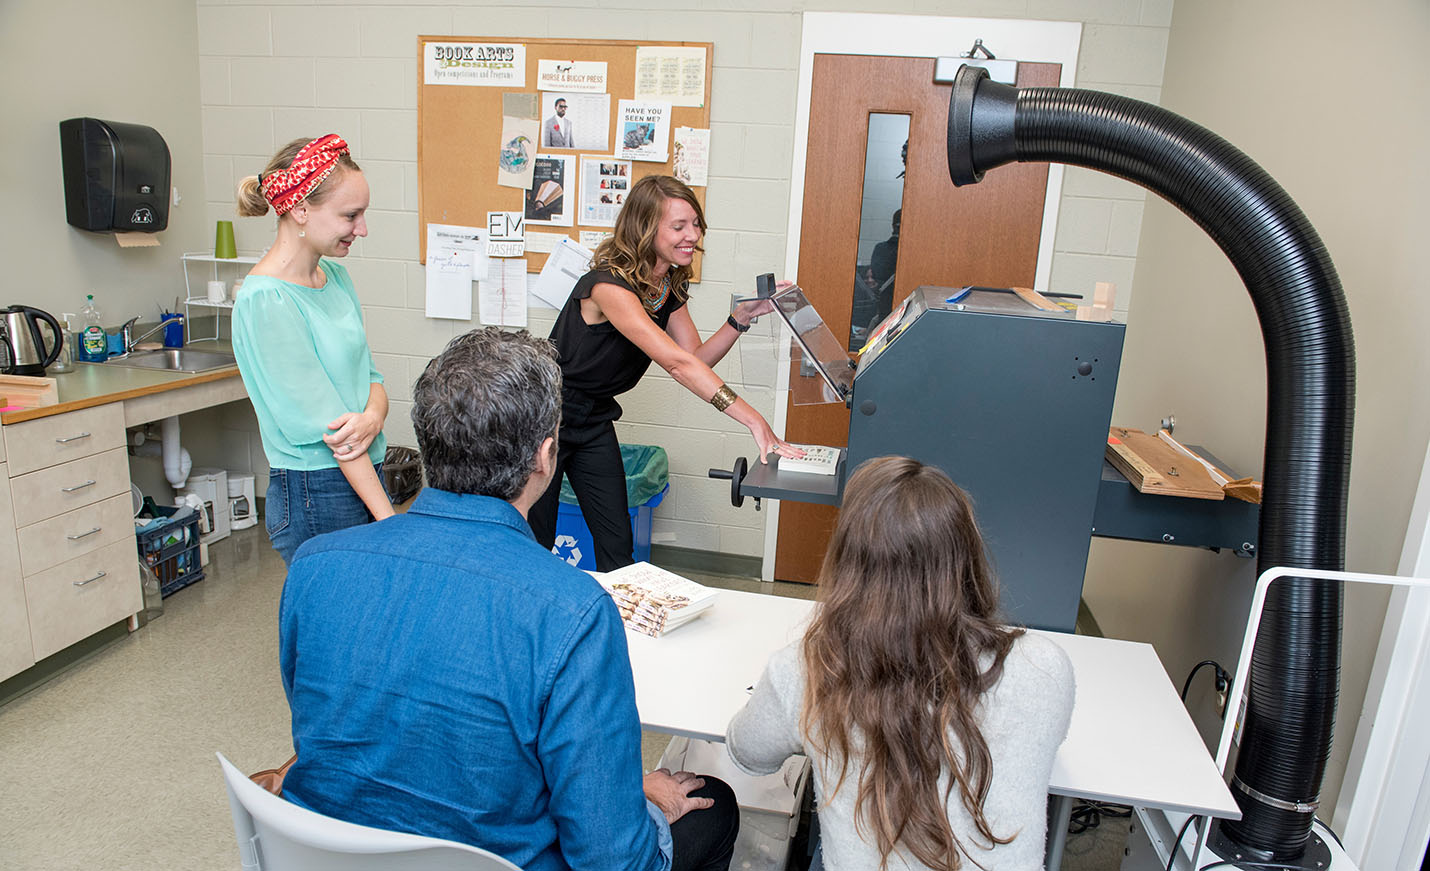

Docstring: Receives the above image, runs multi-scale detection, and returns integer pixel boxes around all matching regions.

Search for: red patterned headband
[261,134,350,216]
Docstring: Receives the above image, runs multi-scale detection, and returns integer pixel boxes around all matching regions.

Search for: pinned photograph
[540,92,610,151]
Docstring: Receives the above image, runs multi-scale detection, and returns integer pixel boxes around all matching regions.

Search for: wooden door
[774,55,1061,583]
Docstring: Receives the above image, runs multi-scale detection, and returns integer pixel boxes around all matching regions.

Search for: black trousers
[671,777,740,871]
[529,418,635,571]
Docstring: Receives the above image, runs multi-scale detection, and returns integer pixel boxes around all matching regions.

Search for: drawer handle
[74,571,107,587]
[67,526,102,541]
[62,480,97,493]
[55,432,92,444]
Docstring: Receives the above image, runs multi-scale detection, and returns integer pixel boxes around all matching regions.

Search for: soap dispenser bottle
[79,295,106,362]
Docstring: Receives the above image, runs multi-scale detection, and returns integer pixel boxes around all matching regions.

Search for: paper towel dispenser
[59,118,171,233]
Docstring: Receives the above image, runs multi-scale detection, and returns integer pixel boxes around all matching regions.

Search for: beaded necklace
[647,275,671,311]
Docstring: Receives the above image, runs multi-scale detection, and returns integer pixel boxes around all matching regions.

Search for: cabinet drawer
[3,403,125,476]
[10,447,130,527]
[16,492,133,577]
[0,464,34,682]
[25,538,140,662]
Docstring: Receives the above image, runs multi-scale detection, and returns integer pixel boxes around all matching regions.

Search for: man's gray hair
[411,328,561,500]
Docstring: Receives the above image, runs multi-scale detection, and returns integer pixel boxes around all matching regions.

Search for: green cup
[215,220,237,259]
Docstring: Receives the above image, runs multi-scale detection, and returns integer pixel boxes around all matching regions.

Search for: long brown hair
[235,137,362,218]
[801,456,1024,870]
[589,174,705,313]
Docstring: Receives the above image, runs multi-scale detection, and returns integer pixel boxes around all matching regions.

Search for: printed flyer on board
[425,42,526,86]
[633,45,707,107]
[672,127,710,187]
[536,59,608,93]
[617,100,671,162]
[525,154,576,227]
[579,156,631,227]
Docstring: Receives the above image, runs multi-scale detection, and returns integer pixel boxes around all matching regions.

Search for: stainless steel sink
[106,348,237,373]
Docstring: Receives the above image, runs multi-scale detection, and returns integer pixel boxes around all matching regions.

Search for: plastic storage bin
[136,504,205,597]
[382,445,423,505]
[552,444,669,570]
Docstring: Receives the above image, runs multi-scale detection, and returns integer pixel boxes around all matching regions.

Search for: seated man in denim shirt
[279,327,738,871]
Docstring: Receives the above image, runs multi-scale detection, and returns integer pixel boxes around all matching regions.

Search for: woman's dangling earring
[298,228,305,238]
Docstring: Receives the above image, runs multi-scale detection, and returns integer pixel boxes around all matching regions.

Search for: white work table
[625,588,1239,869]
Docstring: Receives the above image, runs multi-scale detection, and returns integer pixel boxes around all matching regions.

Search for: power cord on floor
[1181,659,1231,719]
[1067,800,1131,834]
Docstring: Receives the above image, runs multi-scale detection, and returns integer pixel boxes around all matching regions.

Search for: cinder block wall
[197,0,1173,558]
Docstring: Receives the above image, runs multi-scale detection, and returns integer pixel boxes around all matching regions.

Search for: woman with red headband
[233,135,394,566]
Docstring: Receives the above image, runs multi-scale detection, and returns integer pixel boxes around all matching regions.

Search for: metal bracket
[964,38,996,59]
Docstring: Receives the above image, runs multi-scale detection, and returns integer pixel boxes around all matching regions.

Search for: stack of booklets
[594,562,719,637]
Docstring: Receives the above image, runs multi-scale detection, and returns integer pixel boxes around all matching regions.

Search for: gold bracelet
[710,384,738,412]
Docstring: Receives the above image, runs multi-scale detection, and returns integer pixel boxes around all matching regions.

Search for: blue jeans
[266,464,381,567]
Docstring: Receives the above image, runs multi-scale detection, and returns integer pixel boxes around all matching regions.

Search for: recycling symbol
[552,534,582,566]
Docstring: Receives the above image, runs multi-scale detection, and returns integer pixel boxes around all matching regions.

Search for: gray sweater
[726,632,1074,870]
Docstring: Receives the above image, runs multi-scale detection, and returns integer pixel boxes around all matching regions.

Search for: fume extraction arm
[943,65,1354,861]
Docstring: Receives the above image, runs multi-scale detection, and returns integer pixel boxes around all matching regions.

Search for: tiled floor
[0,525,1127,870]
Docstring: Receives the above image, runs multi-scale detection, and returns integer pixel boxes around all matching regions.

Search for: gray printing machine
[715,284,1259,632]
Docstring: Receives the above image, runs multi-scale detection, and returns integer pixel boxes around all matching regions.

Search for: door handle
[67,526,102,541]
[62,480,97,493]
[55,432,92,444]
[74,570,107,587]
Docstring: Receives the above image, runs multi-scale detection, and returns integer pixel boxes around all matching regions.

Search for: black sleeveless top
[549,269,686,425]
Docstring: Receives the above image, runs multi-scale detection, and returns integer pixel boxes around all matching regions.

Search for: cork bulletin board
[417,36,714,279]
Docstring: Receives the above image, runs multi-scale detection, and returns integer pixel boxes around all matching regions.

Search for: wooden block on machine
[1010,286,1066,313]
[1106,426,1225,500]
[0,375,58,409]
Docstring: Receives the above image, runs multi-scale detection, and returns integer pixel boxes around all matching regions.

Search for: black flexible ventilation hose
[945,66,1353,860]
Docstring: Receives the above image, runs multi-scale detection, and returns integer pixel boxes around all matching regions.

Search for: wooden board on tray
[1106,426,1224,500]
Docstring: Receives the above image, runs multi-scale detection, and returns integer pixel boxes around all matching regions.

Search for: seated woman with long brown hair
[727,456,1074,870]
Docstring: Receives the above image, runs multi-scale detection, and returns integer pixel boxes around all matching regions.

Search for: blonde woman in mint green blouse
[233,136,394,565]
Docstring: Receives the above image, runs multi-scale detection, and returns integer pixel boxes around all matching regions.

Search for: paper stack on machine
[594,562,718,637]
[777,444,840,476]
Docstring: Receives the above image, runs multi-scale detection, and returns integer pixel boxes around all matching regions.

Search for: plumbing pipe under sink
[130,416,190,490]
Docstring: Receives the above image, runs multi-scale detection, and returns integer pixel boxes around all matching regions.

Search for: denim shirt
[279,488,672,871]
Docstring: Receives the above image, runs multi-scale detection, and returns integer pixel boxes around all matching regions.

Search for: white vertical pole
[1334,433,1430,869]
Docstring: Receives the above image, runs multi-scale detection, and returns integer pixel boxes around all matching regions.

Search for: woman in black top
[529,175,799,570]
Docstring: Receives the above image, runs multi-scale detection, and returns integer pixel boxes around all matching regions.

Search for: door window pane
[850,113,909,350]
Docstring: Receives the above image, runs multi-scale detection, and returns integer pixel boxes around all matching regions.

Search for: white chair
[217,752,522,871]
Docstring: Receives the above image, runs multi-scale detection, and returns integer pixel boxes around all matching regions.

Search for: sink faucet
[119,317,173,356]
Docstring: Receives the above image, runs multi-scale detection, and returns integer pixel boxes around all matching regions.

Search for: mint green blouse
[232,259,386,471]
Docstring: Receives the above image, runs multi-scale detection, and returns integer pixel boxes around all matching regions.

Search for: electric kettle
[1,306,63,376]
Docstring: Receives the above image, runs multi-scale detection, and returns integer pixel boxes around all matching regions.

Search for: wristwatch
[727,315,751,333]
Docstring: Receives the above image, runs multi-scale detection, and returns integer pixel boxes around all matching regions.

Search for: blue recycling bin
[552,444,669,570]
